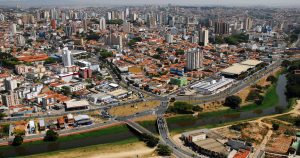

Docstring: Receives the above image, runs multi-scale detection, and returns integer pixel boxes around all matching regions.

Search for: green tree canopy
[44,129,59,141]
[12,135,23,146]
[156,144,172,156]
[224,95,242,109]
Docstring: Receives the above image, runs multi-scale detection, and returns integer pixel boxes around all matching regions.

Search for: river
[167,74,288,131]
[0,75,288,157]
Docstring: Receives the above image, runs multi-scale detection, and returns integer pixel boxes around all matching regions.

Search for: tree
[12,135,23,146]
[100,50,113,59]
[140,133,159,147]
[44,57,59,64]
[192,106,203,112]
[266,75,277,84]
[175,49,185,56]
[0,112,6,120]
[281,60,291,67]
[295,118,300,127]
[272,123,279,130]
[224,96,242,109]
[61,86,71,96]
[44,129,59,141]
[168,102,194,114]
[246,90,261,101]
[156,144,172,156]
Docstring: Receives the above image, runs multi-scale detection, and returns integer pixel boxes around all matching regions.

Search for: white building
[186,48,203,70]
[199,28,209,46]
[11,23,17,35]
[191,77,235,95]
[244,17,253,31]
[99,17,106,30]
[17,35,26,46]
[165,34,173,44]
[4,77,17,91]
[62,47,74,67]
[0,13,5,21]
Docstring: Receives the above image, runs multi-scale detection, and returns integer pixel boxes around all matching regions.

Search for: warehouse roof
[108,89,128,97]
[65,100,89,109]
[240,60,263,66]
[221,63,252,75]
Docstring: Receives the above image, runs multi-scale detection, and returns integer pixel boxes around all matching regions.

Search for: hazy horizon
[1,0,300,8]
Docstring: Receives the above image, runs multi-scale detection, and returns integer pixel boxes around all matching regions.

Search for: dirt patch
[26,141,156,158]
[213,122,269,146]
[132,115,157,122]
[109,100,160,117]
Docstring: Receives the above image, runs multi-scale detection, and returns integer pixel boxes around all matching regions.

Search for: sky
[1,0,300,8]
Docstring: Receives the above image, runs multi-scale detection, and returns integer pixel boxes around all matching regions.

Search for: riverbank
[22,138,156,158]
[0,124,140,157]
[165,70,287,134]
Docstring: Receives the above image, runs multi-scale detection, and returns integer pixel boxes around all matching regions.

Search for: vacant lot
[109,100,160,117]
[213,122,269,146]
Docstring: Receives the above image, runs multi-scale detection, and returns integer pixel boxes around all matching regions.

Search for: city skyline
[1,0,300,8]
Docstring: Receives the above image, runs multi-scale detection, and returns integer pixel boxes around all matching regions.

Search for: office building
[187,48,204,70]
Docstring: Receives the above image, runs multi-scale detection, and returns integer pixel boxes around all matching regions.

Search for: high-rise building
[106,12,112,20]
[79,68,92,79]
[199,28,209,46]
[11,23,17,35]
[62,48,74,67]
[4,77,17,91]
[104,33,123,48]
[244,17,253,31]
[165,34,173,44]
[82,19,88,31]
[64,25,73,37]
[0,13,5,21]
[51,19,56,30]
[61,12,66,23]
[123,22,131,33]
[99,17,106,30]
[50,8,57,20]
[187,48,203,70]
[125,8,129,17]
[2,91,20,107]
[17,35,26,46]
[214,21,229,35]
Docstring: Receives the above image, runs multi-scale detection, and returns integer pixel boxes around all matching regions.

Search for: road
[157,116,208,158]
